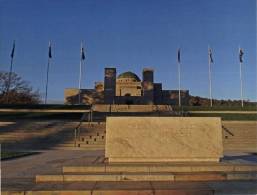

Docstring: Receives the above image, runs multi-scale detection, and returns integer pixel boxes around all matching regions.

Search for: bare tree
[0,71,40,104]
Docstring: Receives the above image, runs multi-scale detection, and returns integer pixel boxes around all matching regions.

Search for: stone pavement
[2,150,104,191]
[2,150,257,194]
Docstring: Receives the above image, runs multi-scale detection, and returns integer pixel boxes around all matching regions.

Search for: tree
[0,71,40,104]
[189,96,201,106]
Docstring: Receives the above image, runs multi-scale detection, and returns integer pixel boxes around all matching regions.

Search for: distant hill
[188,95,257,107]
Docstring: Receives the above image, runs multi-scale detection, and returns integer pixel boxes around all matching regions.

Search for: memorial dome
[117,71,141,82]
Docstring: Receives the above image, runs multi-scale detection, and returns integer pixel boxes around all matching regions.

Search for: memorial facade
[64,67,190,105]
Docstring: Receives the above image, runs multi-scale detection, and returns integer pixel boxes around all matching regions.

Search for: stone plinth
[105,117,223,163]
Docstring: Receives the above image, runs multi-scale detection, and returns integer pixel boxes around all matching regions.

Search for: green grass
[0,112,84,121]
[174,105,257,111]
[1,151,39,160]
[0,104,91,110]
[0,104,256,111]
[188,113,257,121]
[0,104,256,121]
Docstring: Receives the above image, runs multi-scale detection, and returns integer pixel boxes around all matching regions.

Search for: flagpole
[177,48,181,108]
[6,40,15,104]
[45,56,50,104]
[78,41,83,104]
[45,41,51,104]
[6,54,14,104]
[239,47,244,108]
[208,46,213,107]
[178,59,181,108]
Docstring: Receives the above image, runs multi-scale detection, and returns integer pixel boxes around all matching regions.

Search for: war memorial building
[65,67,190,105]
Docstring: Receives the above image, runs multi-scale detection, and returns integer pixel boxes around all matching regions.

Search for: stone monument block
[105,117,223,163]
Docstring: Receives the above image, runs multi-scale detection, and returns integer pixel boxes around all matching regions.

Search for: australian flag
[209,48,214,63]
[10,40,15,59]
[81,46,85,60]
[177,48,181,63]
[239,48,244,63]
[48,42,52,59]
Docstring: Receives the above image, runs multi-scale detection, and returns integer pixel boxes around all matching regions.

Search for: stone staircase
[36,163,257,182]
[21,163,257,195]
[75,122,106,149]
[55,122,106,150]
[223,121,257,153]
[69,121,257,153]
[1,120,256,152]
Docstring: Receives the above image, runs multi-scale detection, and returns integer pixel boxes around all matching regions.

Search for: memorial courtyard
[1,0,256,194]
[1,106,257,195]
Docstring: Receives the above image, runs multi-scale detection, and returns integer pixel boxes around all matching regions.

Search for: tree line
[0,71,40,104]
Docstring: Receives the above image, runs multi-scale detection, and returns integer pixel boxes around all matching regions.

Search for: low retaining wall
[93,104,172,112]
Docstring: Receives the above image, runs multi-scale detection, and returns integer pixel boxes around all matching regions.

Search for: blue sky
[0,0,256,102]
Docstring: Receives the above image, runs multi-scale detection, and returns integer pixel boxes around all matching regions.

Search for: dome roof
[117,71,141,81]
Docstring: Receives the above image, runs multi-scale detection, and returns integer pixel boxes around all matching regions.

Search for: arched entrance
[124,93,133,105]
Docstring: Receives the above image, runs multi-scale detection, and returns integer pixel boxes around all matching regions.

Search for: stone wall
[104,68,116,104]
[93,104,172,112]
[116,78,142,96]
[142,69,154,104]
[64,89,104,105]
[105,117,223,162]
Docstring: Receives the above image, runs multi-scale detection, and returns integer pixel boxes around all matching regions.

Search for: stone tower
[142,68,154,104]
[104,68,116,104]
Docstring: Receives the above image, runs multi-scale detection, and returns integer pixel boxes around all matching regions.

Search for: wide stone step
[63,164,257,173]
[1,190,214,195]
[225,143,257,146]
[224,142,257,145]
[224,136,257,139]
[76,144,105,148]
[224,144,257,147]
[80,135,105,141]
[36,172,257,183]
[225,140,256,143]
[77,142,105,146]
[52,147,105,151]
[224,143,257,146]
[224,144,256,147]
[3,181,257,195]
[224,148,257,152]
[224,139,257,141]
[81,127,106,131]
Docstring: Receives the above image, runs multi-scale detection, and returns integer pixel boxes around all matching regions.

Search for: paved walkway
[0,109,89,113]
[2,150,257,192]
[2,150,104,190]
[189,111,257,114]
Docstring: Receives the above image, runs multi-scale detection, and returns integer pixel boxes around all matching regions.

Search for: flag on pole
[48,41,52,59]
[10,40,15,59]
[81,46,85,60]
[239,48,244,63]
[208,48,214,63]
[177,48,181,63]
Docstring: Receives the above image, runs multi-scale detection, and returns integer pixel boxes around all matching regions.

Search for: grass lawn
[188,113,257,121]
[0,104,256,121]
[0,104,91,110]
[0,112,84,121]
[1,151,39,160]
[0,104,256,111]
[174,105,257,111]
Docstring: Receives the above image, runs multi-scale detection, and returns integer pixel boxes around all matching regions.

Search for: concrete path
[0,109,89,113]
[1,150,104,191]
[190,111,257,114]
[2,150,257,192]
